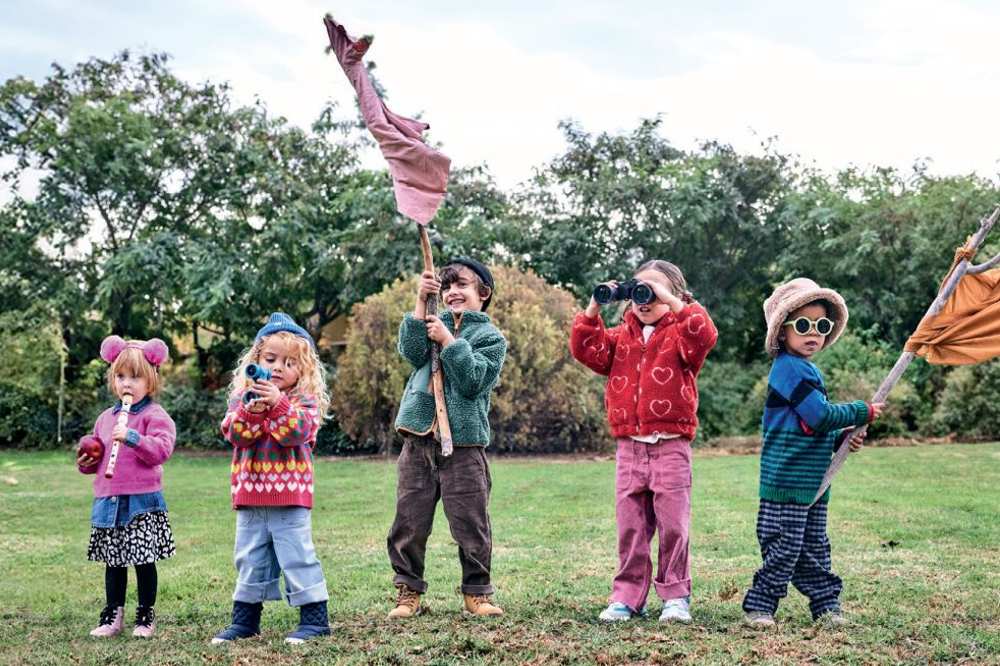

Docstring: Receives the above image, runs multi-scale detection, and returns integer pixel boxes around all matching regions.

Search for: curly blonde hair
[228,332,331,418]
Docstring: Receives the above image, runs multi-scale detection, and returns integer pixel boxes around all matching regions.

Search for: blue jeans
[232,506,328,607]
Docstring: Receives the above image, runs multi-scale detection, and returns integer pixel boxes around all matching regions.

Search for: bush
[931,359,1000,439]
[0,307,82,449]
[332,265,609,453]
[158,383,230,449]
[813,331,925,438]
[696,360,769,441]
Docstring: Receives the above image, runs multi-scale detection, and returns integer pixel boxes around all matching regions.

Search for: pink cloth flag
[324,15,451,226]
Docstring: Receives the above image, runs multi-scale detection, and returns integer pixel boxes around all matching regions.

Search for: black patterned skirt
[87,511,176,567]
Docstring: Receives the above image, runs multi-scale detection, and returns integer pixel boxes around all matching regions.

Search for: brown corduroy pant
[386,436,494,595]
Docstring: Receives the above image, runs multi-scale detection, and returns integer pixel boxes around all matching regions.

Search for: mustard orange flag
[904,267,1000,365]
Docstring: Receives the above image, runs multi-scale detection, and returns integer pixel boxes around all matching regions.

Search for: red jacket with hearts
[570,304,718,440]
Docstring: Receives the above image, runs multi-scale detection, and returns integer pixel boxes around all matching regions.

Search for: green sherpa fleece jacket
[394,310,507,447]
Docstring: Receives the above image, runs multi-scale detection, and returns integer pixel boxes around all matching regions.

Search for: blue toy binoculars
[242,364,272,404]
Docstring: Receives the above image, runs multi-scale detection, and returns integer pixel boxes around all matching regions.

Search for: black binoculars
[242,363,273,404]
[593,279,655,305]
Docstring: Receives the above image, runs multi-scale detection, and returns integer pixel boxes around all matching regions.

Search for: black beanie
[446,257,495,311]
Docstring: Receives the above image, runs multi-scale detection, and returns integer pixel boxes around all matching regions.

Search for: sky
[4,0,1000,189]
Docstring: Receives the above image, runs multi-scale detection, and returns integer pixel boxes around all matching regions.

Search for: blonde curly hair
[228,331,331,418]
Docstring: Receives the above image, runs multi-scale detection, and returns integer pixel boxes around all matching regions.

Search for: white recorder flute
[104,393,133,479]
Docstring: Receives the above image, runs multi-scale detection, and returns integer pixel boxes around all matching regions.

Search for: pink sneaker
[89,606,124,637]
[132,606,156,638]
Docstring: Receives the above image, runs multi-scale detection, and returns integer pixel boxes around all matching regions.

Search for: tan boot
[387,584,423,619]
[463,594,503,617]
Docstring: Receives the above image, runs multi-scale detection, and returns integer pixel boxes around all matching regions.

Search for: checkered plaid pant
[742,499,842,619]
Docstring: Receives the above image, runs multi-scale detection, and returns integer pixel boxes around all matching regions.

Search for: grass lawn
[1,443,998,665]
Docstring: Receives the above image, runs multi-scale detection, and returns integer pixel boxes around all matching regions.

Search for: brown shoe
[387,584,423,619]
[463,594,503,617]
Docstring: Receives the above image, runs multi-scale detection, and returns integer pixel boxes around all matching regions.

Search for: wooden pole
[812,205,1000,504]
[417,224,455,456]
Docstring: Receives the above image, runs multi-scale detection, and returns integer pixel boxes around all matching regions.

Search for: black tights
[105,563,157,608]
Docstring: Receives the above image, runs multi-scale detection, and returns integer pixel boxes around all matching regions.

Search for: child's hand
[112,423,128,442]
[586,281,617,317]
[245,398,268,413]
[76,453,97,467]
[647,280,685,313]
[868,402,886,421]
[417,271,442,301]
[847,429,867,452]
[425,315,455,346]
[250,381,281,408]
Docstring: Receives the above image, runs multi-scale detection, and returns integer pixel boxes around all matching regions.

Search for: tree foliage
[3,50,999,449]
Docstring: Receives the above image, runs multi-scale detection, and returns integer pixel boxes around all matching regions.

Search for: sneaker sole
[744,620,776,629]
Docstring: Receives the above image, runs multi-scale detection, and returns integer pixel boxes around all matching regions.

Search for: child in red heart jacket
[570,260,718,624]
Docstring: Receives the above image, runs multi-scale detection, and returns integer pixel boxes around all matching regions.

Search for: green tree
[505,118,795,362]
[776,166,1000,346]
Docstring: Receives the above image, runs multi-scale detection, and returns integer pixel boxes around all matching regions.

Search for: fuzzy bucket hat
[764,278,849,357]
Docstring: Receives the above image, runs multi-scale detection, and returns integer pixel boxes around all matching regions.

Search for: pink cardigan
[77,400,176,497]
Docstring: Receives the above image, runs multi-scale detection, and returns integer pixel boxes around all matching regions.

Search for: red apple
[77,436,104,461]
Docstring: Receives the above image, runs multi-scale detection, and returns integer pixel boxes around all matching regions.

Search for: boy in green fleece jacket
[387,258,507,619]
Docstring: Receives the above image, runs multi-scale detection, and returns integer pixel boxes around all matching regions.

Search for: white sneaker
[658,597,692,623]
[598,602,635,622]
[743,611,776,628]
[815,610,849,628]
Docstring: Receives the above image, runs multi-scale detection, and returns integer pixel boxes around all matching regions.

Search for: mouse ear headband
[100,336,169,367]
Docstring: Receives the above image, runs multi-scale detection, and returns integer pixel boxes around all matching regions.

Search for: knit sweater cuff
[269,394,292,419]
[855,401,871,426]
[672,303,696,323]
[124,428,141,447]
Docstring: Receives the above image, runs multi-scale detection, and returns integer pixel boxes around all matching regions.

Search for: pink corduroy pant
[610,437,693,611]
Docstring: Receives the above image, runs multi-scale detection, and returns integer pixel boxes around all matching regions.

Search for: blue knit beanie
[255,312,314,347]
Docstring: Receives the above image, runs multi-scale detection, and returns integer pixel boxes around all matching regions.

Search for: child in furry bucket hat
[742,278,884,629]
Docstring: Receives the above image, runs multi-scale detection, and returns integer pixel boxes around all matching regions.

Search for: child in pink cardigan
[76,336,176,639]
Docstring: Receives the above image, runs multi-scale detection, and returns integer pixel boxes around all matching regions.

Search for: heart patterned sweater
[221,390,321,509]
[570,305,718,441]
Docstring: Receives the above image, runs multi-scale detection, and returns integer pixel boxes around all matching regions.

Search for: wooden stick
[104,393,133,479]
[812,205,1000,504]
[968,249,1000,274]
[417,224,455,456]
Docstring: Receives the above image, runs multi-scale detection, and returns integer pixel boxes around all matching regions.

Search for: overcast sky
[4,0,1000,188]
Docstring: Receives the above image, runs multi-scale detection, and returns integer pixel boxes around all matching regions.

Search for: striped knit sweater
[760,353,872,504]
[221,390,321,509]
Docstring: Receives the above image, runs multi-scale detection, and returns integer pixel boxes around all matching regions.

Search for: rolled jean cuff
[654,578,691,601]
[285,579,329,607]
[233,578,282,603]
[392,574,428,594]
[460,583,495,596]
